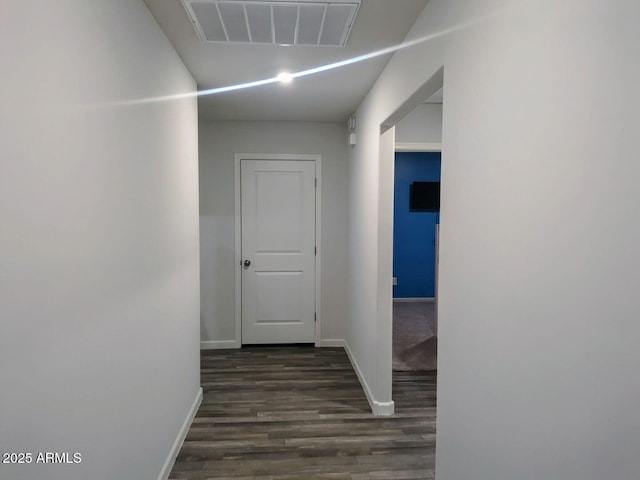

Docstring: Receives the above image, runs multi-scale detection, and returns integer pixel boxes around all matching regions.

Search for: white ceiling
[144,0,430,122]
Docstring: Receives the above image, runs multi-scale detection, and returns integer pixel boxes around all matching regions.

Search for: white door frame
[394,142,442,152]
[234,153,322,347]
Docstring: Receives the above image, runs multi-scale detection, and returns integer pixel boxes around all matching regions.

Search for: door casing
[234,153,322,347]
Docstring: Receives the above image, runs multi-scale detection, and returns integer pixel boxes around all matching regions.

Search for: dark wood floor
[169,346,436,480]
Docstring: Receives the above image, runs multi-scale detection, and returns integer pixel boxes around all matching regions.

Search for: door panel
[241,159,316,344]
[255,173,303,252]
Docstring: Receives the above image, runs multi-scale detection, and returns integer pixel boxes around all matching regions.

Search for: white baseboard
[373,400,395,415]
[157,387,203,480]
[200,340,240,350]
[393,297,435,303]
[343,342,395,416]
[316,339,346,348]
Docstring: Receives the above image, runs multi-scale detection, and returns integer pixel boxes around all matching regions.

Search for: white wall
[395,103,443,144]
[0,2,200,479]
[199,121,349,346]
[350,0,640,477]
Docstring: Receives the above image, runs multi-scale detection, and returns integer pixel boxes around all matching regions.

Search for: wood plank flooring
[169,346,436,480]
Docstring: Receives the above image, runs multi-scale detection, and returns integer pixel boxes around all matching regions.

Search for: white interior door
[241,159,316,344]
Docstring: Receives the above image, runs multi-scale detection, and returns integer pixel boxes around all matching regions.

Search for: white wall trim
[234,156,242,348]
[316,339,345,348]
[234,153,322,346]
[314,158,323,346]
[200,340,239,350]
[157,387,203,480]
[395,142,442,152]
[343,341,395,416]
[373,400,395,416]
[318,340,398,414]
[393,297,436,303]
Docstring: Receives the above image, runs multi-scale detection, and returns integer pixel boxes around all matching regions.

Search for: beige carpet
[393,301,438,371]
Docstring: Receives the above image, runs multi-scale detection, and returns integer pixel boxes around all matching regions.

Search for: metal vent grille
[182,0,360,46]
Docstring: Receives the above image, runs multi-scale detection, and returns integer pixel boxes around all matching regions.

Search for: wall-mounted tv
[409,181,440,212]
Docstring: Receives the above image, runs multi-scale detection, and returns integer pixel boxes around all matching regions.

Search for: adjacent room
[392,91,443,374]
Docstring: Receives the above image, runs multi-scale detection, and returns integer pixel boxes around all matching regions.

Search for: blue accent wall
[393,152,441,298]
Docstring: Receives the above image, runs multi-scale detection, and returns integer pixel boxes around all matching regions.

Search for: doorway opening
[392,149,440,372]
[382,67,443,418]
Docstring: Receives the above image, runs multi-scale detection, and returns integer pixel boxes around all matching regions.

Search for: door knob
[243,259,251,267]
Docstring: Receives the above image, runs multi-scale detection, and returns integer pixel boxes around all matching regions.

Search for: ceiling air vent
[181,0,361,46]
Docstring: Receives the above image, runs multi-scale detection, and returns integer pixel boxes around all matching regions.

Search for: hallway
[169,346,436,479]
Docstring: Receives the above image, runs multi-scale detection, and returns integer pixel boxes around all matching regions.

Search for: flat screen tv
[409,181,440,212]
